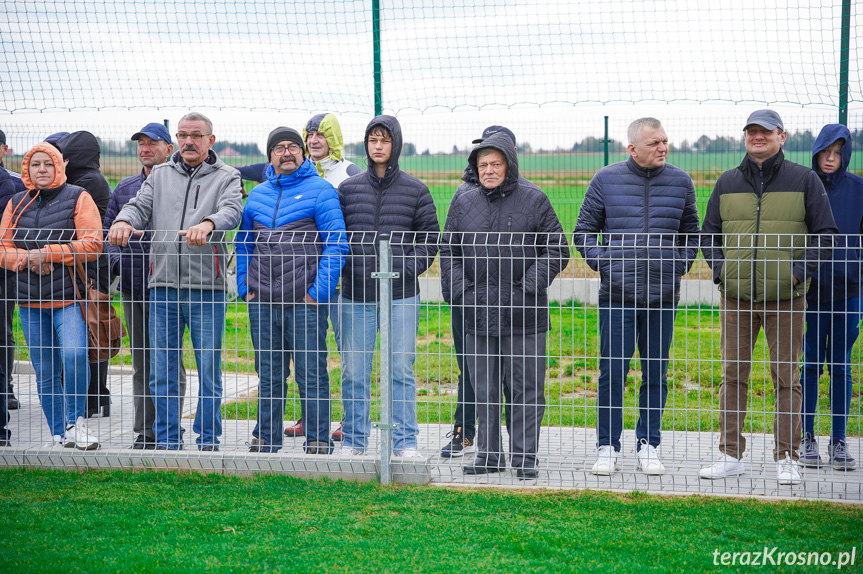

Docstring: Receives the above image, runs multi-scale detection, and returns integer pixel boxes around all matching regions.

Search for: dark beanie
[267,127,304,158]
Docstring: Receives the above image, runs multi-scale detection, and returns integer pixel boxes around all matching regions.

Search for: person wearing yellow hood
[284,114,362,441]
[302,113,363,187]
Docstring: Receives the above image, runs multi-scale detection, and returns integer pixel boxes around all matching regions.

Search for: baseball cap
[472,125,517,145]
[744,110,784,132]
[131,122,172,142]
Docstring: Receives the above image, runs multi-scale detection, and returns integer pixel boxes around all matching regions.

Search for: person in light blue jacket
[235,127,347,454]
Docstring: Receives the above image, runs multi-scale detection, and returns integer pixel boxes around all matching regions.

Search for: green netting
[1,0,859,114]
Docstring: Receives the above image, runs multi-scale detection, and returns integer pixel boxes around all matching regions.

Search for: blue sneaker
[798,433,822,468]
[829,439,857,471]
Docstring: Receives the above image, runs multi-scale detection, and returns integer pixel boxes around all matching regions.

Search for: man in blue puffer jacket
[574,117,701,476]
[799,123,863,471]
[235,127,347,454]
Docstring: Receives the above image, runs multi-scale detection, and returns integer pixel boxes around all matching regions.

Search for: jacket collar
[625,156,666,179]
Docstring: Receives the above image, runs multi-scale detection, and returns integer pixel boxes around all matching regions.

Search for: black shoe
[87,402,110,419]
[248,438,267,453]
[7,384,18,410]
[441,426,476,458]
[463,461,505,475]
[131,434,156,450]
[200,445,219,452]
[516,467,539,480]
[0,439,10,447]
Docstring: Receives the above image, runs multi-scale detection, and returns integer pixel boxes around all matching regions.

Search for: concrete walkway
[2,368,860,503]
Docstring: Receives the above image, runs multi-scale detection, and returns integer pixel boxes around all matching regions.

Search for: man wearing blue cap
[102,122,184,449]
[700,109,837,485]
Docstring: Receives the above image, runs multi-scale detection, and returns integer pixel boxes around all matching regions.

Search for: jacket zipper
[273,181,283,228]
[752,168,764,301]
[642,170,651,305]
[193,185,201,209]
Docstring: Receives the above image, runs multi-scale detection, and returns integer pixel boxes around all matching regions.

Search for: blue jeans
[597,302,676,452]
[149,288,226,450]
[801,297,860,441]
[20,304,90,436]
[339,294,420,452]
[249,302,332,453]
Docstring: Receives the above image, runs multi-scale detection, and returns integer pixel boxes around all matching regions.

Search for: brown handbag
[68,253,126,363]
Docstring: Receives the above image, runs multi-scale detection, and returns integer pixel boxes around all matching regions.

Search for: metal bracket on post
[375,233,397,485]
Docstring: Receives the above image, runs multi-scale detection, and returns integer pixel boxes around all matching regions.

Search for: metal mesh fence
[0,229,861,500]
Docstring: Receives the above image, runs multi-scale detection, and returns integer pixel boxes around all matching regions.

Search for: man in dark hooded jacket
[335,115,439,458]
[798,123,863,471]
[439,125,516,458]
[54,130,114,418]
[443,131,569,479]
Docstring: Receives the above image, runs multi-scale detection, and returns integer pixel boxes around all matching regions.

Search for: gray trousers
[123,294,186,438]
[466,332,546,469]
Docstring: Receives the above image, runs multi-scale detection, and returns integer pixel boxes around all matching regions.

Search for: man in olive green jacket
[699,110,837,486]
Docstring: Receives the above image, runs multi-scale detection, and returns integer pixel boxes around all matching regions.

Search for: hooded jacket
[303,113,363,187]
[57,131,112,218]
[701,149,837,302]
[103,168,151,299]
[0,143,102,307]
[235,159,348,304]
[115,149,243,291]
[441,132,570,336]
[573,156,701,306]
[337,115,440,302]
[807,124,863,304]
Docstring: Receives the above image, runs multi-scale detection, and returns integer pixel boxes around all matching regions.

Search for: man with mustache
[235,127,347,454]
[108,112,243,451]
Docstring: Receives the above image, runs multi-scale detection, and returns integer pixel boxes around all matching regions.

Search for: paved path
[3,368,861,503]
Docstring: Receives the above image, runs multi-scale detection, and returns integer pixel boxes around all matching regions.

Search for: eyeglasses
[273,144,302,155]
[176,132,211,141]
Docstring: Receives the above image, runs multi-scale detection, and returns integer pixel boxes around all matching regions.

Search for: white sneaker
[776,457,802,485]
[636,444,666,475]
[395,448,424,459]
[44,435,65,448]
[591,445,620,475]
[335,446,363,456]
[72,417,100,451]
[699,453,744,479]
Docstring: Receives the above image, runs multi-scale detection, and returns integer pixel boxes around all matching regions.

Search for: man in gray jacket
[108,112,243,451]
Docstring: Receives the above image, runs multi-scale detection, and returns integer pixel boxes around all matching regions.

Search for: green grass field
[0,468,860,573]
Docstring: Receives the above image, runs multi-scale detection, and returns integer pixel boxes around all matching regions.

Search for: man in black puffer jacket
[574,117,701,477]
[336,115,439,458]
[443,131,570,479]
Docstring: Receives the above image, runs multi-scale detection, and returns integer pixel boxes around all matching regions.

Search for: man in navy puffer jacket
[235,127,347,454]
[799,123,863,471]
[574,117,700,476]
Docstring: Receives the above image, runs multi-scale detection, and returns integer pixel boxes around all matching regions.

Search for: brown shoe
[306,440,330,455]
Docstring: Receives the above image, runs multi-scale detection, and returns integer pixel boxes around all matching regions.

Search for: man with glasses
[235,127,347,454]
[108,112,243,451]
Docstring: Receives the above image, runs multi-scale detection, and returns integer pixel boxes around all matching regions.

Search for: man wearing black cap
[235,127,347,454]
[700,109,837,485]
[109,112,243,451]
[439,125,517,458]
[103,122,187,448]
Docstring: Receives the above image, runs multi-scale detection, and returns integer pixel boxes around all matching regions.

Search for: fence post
[372,0,383,116]
[371,233,399,485]
[838,0,850,125]
[603,115,609,167]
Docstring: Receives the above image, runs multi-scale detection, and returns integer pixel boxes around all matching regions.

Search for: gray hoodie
[115,150,243,291]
